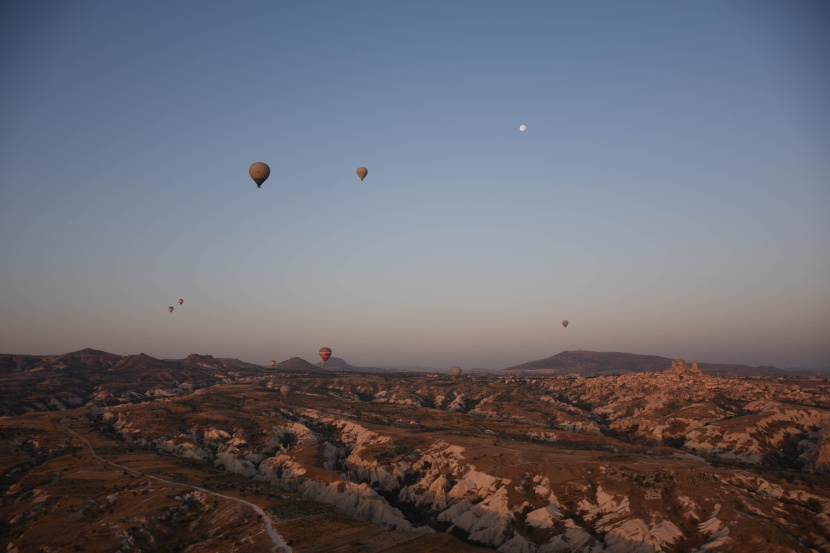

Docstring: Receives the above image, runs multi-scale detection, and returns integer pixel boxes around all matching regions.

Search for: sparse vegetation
[0,363,828,553]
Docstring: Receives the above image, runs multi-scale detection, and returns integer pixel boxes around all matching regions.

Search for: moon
[519,124,527,132]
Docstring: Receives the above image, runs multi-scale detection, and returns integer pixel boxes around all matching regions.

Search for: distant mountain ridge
[270,356,396,373]
[312,356,398,373]
[0,348,263,416]
[0,347,121,374]
[273,357,319,371]
[0,347,812,416]
[502,350,793,377]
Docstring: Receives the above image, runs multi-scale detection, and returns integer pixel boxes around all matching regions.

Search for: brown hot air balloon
[280,384,292,398]
[356,167,368,181]
[319,347,332,366]
[450,366,462,380]
[269,360,277,368]
[562,320,569,328]
[249,162,270,188]
[168,306,174,313]
[178,298,184,305]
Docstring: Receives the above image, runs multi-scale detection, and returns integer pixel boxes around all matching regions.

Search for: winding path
[60,418,291,553]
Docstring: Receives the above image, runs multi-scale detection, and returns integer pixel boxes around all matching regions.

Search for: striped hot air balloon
[319,347,332,366]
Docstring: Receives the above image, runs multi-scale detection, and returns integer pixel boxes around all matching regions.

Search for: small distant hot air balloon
[450,366,462,380]
[356,167,368,181]
[178,298,184,305]
[168,306,174,313]
[319,347,332,366]
[562,320,569,328]
[519,124,527,132]
[280,384,292,398]
[249,162,270,188]
[269,360,277,368]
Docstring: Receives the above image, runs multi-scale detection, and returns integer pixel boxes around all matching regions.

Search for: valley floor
[2,369,829,552]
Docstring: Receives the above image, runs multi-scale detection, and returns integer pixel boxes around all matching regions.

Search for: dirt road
[60,417,291,553]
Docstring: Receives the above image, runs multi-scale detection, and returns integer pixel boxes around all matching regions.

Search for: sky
[1,1,829,371]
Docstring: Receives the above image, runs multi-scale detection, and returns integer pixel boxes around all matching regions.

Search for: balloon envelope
[178,299,184,305]
[269,360,277,368]
[319,347,332,366]
[450,366,462,380]
[280,385,292,398]
[519,124,527,132]
[356,167,368,181]
[168,306,174,313]
[249,162,270,188]
[562,320,569,328]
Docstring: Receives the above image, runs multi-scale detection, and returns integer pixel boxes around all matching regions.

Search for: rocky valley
[1,351,829,552]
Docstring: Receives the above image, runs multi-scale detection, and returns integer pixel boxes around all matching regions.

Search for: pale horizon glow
[1,1,828,371]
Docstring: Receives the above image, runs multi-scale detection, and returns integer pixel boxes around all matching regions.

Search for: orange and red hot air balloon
[356,167,368,181]
[319,347,332,367]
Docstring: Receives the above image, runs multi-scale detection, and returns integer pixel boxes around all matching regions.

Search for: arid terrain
[2,350,829,552]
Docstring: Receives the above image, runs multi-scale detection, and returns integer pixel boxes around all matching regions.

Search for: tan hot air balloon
[280,384,292,398]
[562,320,569,328]
[168,306,174,313]
[450,366,462,380]
[319,347,332,366]
[269,360,277,368]
[178,298,184,305]
[249,162,270,188]
[356,167,368,181]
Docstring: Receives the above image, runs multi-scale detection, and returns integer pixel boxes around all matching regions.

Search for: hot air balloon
[562,320,569,328]
[269,360,277,369]
[280,385,292,398]
[519,124,527,132]
[178,298,184,305]
[450,366,462,380]
[319,347,332,366]
[168,306,174,313]
[249,162,270,188]
[356,167,368,181]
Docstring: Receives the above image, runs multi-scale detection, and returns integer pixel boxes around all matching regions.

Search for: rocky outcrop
[297,480,428,532]
[801,421,830,472]
[84,365,830,553]
[684,404,830,464]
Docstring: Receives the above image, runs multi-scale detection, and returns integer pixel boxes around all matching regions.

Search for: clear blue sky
[1,1,828,370]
